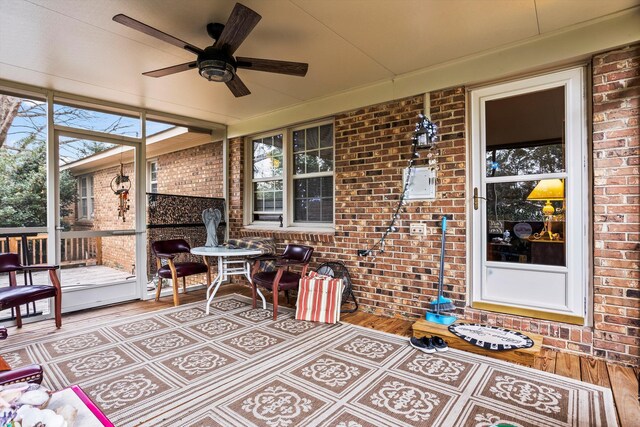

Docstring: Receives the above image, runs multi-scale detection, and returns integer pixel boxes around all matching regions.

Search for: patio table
[190,246,266,314]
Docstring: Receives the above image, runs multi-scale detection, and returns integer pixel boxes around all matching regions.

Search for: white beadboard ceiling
[0,0,638,127]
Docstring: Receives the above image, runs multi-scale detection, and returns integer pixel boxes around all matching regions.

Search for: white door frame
[50,127,146,312]
[469,67,588,324]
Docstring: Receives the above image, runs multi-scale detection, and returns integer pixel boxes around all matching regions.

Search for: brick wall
[227,44,640,366]
[68,140,224,285]
[592,44,640,365]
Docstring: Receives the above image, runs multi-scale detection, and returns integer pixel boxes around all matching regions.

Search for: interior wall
[227,43,640,367]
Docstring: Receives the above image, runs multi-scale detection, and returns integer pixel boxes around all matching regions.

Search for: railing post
[96,236,103,265]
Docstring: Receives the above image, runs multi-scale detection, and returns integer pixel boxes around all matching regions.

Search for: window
[77,175,94,220]
[148,160,158,193]
[247,121,334,228]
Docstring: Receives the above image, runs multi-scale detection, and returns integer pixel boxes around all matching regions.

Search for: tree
[0,94,133,227]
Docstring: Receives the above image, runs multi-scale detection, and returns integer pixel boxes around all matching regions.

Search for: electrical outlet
[410,223,427,236]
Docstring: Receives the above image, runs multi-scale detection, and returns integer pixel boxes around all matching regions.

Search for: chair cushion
[158,262,208,279]
[0,286,56,310]
[253,271,301,291]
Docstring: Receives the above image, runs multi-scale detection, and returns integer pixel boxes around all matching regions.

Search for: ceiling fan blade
[214,3,261,55]
[236,57,308,77]
[142,61,198,78]
[226,75,251,97]
[113,14,203,55]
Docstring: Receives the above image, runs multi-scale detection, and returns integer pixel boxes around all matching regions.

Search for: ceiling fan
[113,3,308,97]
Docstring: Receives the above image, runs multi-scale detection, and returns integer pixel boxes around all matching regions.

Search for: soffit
[0,0,637,128]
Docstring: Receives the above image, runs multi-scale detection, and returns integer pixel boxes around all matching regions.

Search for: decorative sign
[488,220,504,234]
[513,222,533,239]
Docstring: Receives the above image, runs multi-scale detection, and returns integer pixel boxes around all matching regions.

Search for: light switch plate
[410,223,427,236]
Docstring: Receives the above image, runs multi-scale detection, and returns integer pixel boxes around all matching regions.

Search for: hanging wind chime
[358,114,438,258]
[110,163,131,222]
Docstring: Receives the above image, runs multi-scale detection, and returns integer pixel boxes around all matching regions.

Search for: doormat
[448,323,534,351]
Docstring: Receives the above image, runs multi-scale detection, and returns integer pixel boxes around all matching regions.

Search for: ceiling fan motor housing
[197,47,236,82]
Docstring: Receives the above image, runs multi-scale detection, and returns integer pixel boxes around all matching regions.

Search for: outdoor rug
[1,294,617,426]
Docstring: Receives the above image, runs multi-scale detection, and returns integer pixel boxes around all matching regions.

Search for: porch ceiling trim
[228,9,640,138]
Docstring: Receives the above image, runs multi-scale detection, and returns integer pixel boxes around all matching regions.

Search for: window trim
[77,175,94,221]
[147,159,158,193]
[244,119,335,230]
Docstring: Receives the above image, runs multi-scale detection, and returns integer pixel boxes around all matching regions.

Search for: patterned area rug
[1,295,617,426]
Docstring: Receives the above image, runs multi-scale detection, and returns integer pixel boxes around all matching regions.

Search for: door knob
[473,187,486,210]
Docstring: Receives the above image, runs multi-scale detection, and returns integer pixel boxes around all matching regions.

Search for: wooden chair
[0,326,43,385]
[251,244,314,320]
[0,253,61,329]
[151,239,210,306]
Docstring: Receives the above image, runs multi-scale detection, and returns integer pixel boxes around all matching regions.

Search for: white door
[53,130,143,312]
[470,68,588,324]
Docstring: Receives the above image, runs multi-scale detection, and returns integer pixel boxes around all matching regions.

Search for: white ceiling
[1,0,638,128]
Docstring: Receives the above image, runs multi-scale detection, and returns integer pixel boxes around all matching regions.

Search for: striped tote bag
[295,271,344,324]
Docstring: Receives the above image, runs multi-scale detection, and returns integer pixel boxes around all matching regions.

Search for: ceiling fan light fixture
[199,59,234,82]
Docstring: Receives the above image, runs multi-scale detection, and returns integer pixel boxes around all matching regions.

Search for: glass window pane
[293,130,304,152]
[320,124,333,148]
[486,180,565,267]
[305,153,319,173]
[54,103,140,137]
[307,177,321,198]
[273,134,283,149]
[321,200,333,222]
[252,135,283,179]
[319,148,333,172]
[294,154,305,174]
[306,127,319,150]
[294,199,306,221]
[307,199,322,222]
[485,87,565,177]
[321,176,333,198]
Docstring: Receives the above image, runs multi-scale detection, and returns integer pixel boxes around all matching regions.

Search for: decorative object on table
[202,208,222,247]
[0,253,62,329]
[527,178,565,240]
[110,163,131,222]
[295,271,344,324]
[251,244,314,320]
[448,323,535,351]
[315,261,358,313]
[425,216,457,326]
[358,114,438,258]
[227,237,277,271]
[150,239,210,306]
[0,382,78,427]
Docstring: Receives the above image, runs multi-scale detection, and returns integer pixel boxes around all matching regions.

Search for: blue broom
[425,216,457,325]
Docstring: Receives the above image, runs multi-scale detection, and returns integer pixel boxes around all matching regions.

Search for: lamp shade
[527,179,564,201]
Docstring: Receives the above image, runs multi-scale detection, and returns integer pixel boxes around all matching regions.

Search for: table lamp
[527,178,564,240]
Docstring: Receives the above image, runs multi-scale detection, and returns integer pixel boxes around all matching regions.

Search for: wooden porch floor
[4,285,639,427]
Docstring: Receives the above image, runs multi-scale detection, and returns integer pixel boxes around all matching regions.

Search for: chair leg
[172,279,180,306]
[155,277,163,302]
[54,291,62,329]
[15,305,22,328]
[272,288,279,321]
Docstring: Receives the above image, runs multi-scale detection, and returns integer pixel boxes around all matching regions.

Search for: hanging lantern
[110,163,131,222]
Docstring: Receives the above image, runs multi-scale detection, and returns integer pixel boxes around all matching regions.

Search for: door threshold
[472,301,584,325]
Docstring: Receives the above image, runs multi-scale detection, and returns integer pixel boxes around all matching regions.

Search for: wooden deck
[3,285,639,427]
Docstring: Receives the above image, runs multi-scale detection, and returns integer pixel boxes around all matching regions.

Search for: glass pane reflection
[486,181,565,267]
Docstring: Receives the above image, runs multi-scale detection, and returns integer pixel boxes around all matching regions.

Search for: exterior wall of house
[228,43,640,366]
[68,141,224,283]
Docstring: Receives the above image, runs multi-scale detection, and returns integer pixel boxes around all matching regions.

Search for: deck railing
[0,235,98,265]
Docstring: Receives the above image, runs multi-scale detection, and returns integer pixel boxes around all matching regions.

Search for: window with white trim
[77,175,94,220]
[247,121,334,228]
[148,160,158,193]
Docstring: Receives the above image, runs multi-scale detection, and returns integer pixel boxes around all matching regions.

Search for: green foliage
[0,137,76,227]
